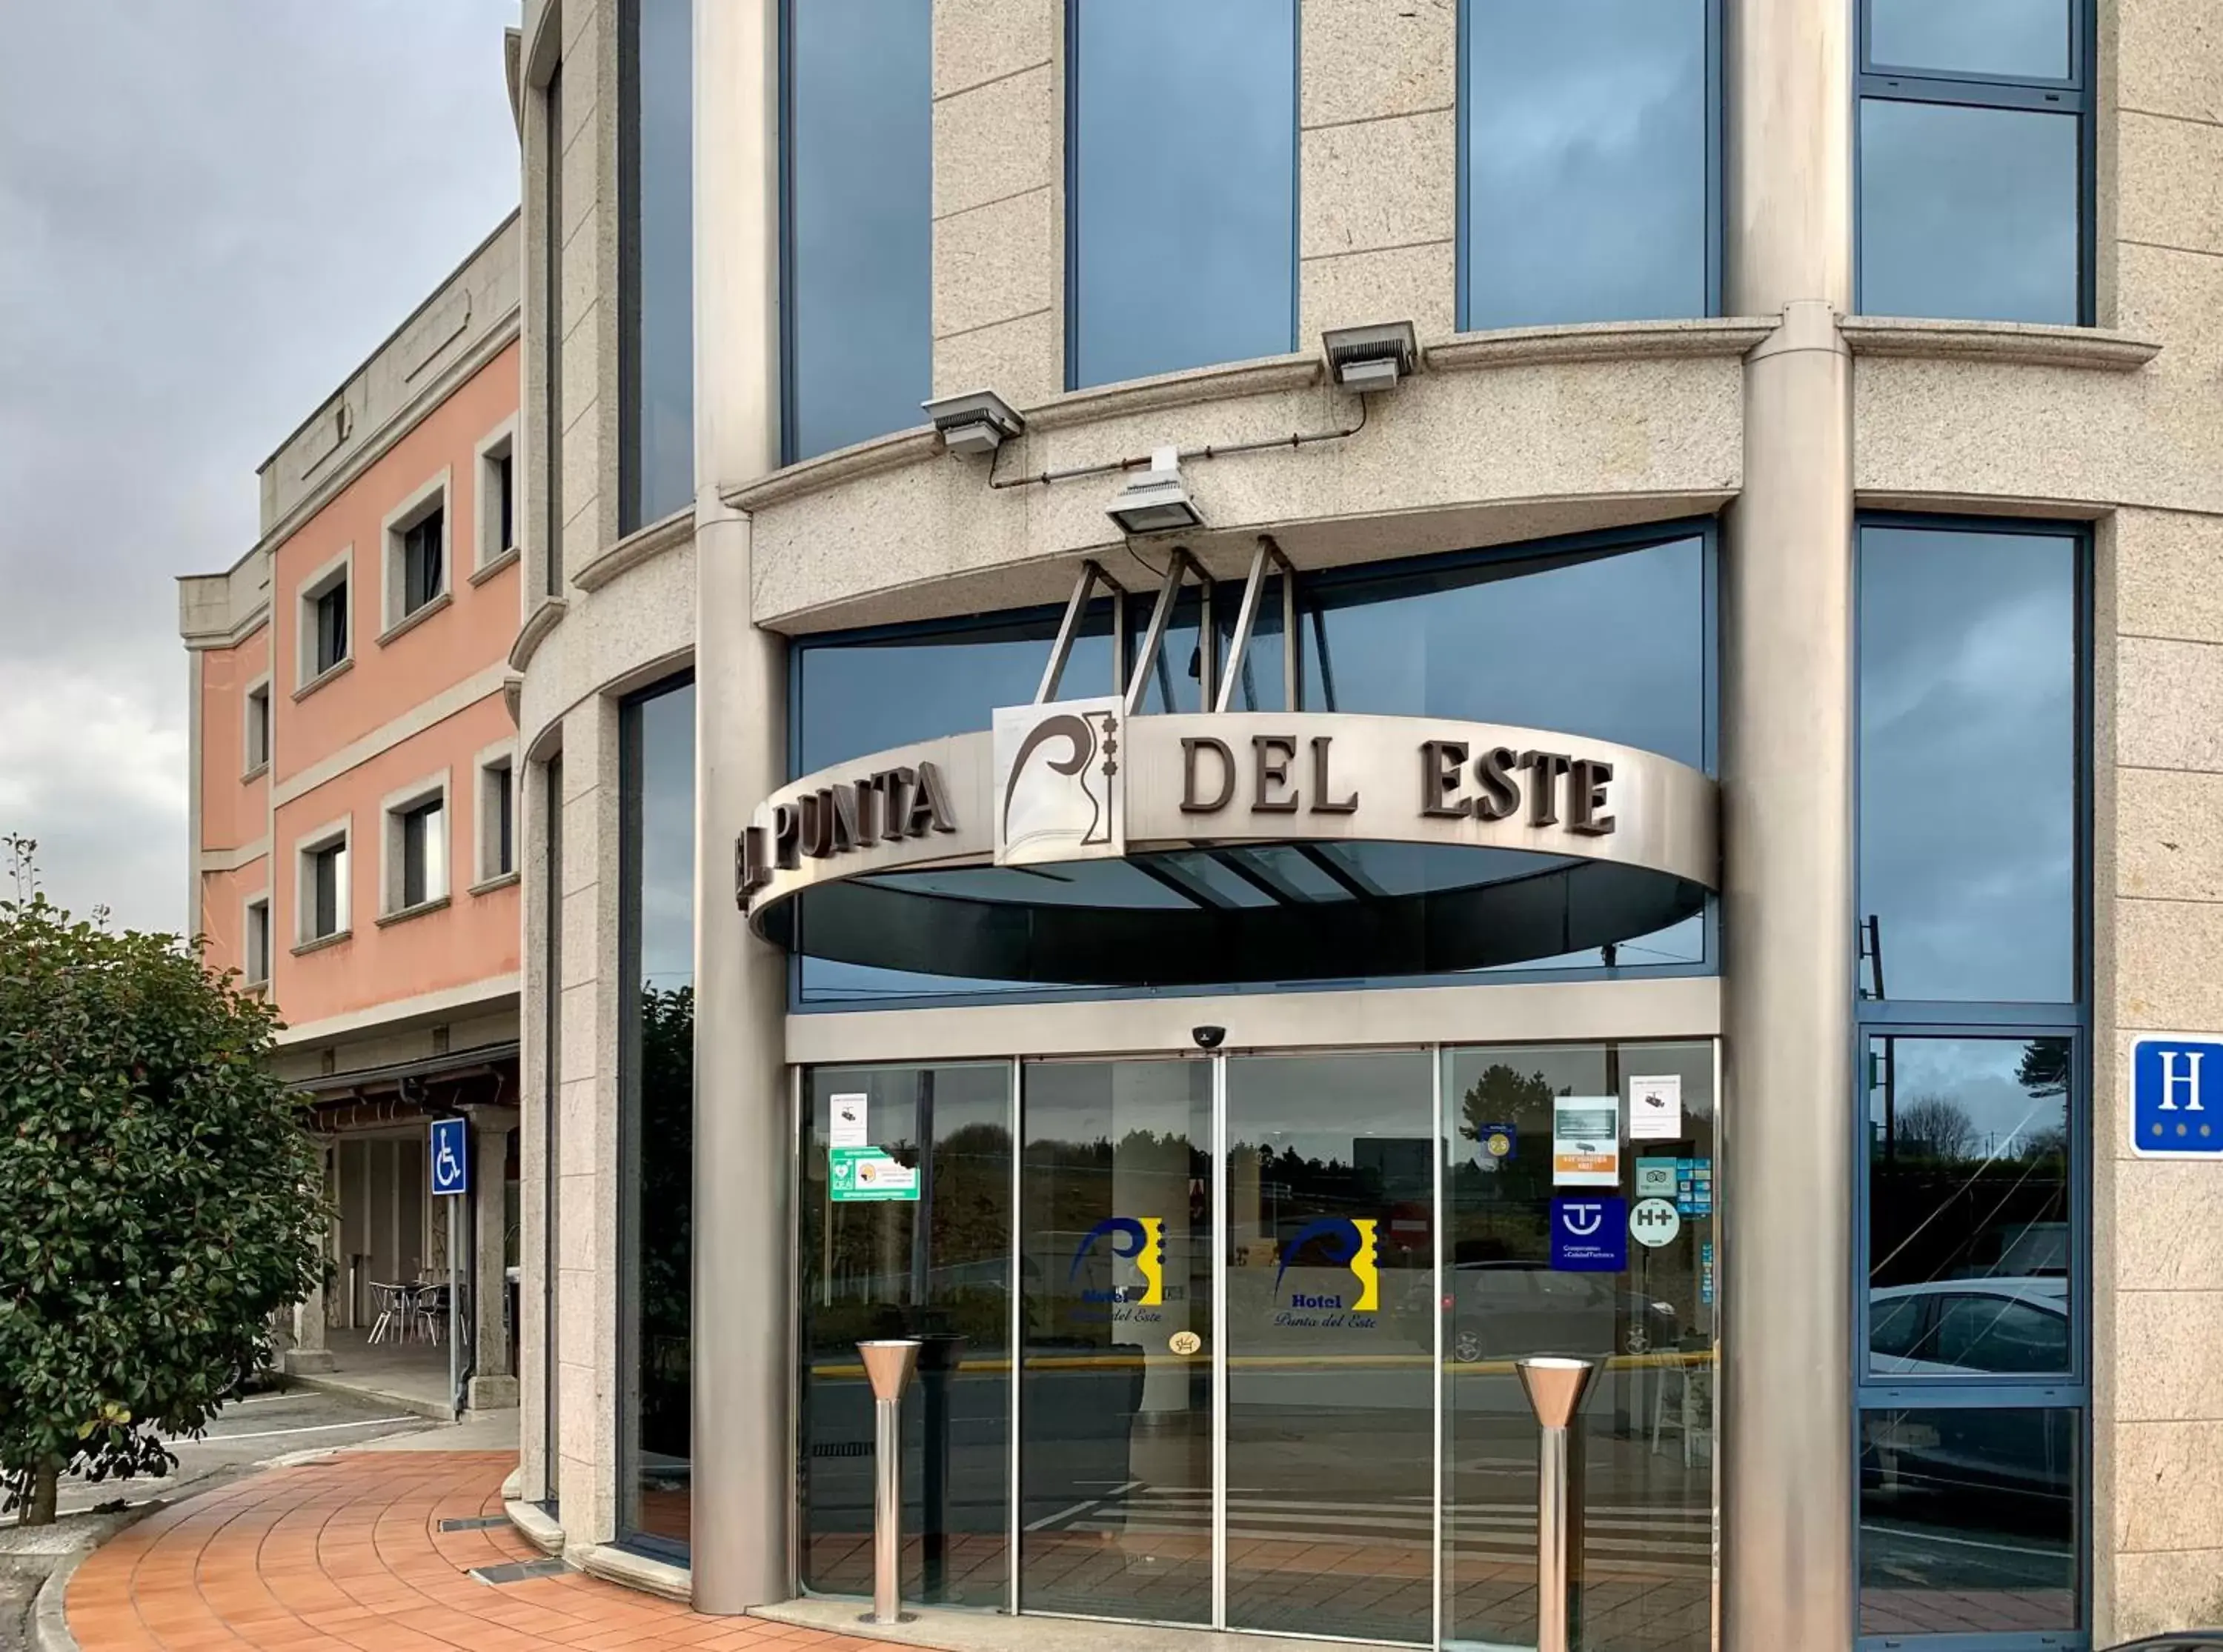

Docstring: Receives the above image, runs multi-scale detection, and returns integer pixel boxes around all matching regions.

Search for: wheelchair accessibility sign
[430,1116,470,1196]
[2131,1035,2223,1159]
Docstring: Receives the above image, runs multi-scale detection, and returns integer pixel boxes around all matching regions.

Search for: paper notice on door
[829,1093,869,1149]
[1552,1095,1621,1186]
[1627,1074,1683,1141]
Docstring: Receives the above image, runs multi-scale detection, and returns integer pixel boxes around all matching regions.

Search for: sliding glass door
[804,1042,1719,1651]
[1020,1059,1214,1622]
[1223,1050,1438,1643]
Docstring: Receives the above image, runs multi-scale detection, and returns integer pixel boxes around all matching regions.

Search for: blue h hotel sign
[2131,1036,2223,1159]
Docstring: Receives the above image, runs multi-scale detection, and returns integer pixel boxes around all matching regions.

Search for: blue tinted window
[1070,0,1296,388]
[1858,99,2079,324]
[620,0,694,532]
[794,532,1711,1002]
[1858,1407,2079,1633]
[1461,0,1712,329]
[1858,526,2077,1003]
[1856,0,2087,324]
[785,0,931,461]
[1870,0,2070,80]
[619,678,693,1549]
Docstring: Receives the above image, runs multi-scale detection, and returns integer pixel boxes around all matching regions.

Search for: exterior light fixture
[922,387,1025,456]
[1321,319,1420,392]
[1107,447,1203,535]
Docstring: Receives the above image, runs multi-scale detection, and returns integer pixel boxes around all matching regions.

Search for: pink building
[179,214,522,1413]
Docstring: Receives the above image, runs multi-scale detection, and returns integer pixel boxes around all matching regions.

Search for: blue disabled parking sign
[2132,1036,2223,1159]
[1550,1196,1627,1271]
[430,1116,471,1196]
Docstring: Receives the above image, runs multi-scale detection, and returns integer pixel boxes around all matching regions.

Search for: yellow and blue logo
[1069,1216,1166,1305]
[1275,1216,1380,1312]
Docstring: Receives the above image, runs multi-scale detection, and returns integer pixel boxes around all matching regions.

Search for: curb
[27,1535,92,1652]
[285,1373,453,1424]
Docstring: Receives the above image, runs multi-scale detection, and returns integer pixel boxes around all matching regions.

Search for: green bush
[0,838,327,1524]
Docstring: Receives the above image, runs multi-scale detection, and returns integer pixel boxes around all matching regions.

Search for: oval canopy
[739,710,1718,988]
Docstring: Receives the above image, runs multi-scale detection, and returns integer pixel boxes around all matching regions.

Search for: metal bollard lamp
[1518,1356,1601,1652]
[857,1339,923,1625]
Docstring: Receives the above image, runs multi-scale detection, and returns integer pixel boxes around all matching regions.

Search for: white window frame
[471,416,520,579]
[293,816,352,948]
[242,675,273,777]
[379,468,452,641]
[295,545,353,693]
[379,769,451,920]
[242,891,272,985]
[472,741,520,889]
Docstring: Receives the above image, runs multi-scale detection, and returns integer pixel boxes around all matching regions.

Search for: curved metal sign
[736,703,1716,985]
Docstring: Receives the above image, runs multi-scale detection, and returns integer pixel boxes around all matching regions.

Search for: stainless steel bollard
[1518,1356,1601,1652]
[857,1339,923,1626]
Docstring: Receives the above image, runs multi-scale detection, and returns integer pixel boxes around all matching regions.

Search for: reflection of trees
[1895,1095,1976,1162]
[2016,1038,2070,1099]
[637,985,692,1458]
[1450,1065,1559,1261]
[808,1114,1013,1353]
[1868,1038,2073,1290]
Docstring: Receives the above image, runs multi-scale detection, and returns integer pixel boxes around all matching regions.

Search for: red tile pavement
[64,1451,868,1652]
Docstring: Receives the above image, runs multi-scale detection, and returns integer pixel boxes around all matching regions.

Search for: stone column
[285,1142,336,1374]
[467,1105,522,1409]
[1718,1,1857,1647]
[689,0,788,1614]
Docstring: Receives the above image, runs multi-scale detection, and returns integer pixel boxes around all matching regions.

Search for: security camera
[1192,1025,1227,1050]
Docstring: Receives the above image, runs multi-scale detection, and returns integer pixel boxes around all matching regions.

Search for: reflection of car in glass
[1864,1278,2075,1518]
[1445,1262,1678,1362]
[1870,1278,2069,1376]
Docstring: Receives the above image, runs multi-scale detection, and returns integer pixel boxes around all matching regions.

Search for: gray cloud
[0,1,522,933]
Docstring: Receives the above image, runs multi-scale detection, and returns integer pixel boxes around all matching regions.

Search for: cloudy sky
[0,4,522,933]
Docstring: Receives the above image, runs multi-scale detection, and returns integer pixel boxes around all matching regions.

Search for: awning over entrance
[739,711,1716,987]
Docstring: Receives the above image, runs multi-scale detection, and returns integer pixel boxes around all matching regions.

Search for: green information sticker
[828,1145,920,1203]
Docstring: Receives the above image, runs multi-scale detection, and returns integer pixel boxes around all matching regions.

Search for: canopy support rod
[1214,536,1299,714]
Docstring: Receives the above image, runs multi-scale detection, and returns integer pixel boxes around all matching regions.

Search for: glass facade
[1858,524,2079,1005]
[782,0,931,462]
[619,679,695,1552]
[792,528,1712,1006]
[1459,0,1714,329]
[1069,0,1297,388]
[800,1041,1715,1645]
[1853,521,2088,1642]
[799,1063,1014,1605]
[1857,0,2088,324]
[619,0,694,532]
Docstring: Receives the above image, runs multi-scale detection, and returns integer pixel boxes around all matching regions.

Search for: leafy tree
[1894,1094,1978,1162]
[0,836,327,1525]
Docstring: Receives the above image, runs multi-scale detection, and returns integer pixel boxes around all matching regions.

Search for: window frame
[242,892,272,986]
[614,670,697,1564]
[1062,0,1302,393]
[1849,513,2093,1651]
[378,771,451,921]
[293,817,352,947]
[787,516,1721,1012]
[1455,0,1724,333]
[1852,0,2096,326]
[474,744,520,889]
[473,417,520,579]
[776,0,936,465]
[380,470,452,639]
[242,676,272,777]
[296,546,353,691]
[617,0,694,534]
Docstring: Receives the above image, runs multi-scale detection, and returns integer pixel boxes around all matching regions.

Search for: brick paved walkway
[65,1451,864,1652]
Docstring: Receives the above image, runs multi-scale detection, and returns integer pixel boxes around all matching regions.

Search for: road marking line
[169,1416,416,1445]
